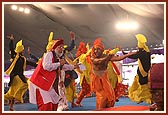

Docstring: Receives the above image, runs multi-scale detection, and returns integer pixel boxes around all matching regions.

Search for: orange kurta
[91,70,115,109]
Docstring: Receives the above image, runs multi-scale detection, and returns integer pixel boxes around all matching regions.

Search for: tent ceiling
[3,3,165,62]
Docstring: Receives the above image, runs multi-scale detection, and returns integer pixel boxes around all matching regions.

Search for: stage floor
[3,96,151,112]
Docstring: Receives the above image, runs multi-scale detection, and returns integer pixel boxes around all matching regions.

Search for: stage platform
[3,96,151,112]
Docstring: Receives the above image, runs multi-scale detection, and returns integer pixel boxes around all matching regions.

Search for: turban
[76,42,87,58]
[51,39,64,50]
[135,34,150,52]
[46,32,55,51]
[93,38,104,50]
[15,40,24,53]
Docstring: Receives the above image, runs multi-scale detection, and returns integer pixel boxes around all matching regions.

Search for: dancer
[90,38,135,109]
[122,34,152,104]
[63,55,81,108]
[29,39,79,111]
[74,42,92,106]
[4,34,36,111]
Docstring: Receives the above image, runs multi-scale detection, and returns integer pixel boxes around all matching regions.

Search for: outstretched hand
[128,50,137,55]
[70,31,75,40]
[121,49,125,54]
[7,34,14,40]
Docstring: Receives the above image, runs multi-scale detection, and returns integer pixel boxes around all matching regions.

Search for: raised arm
[7,34,16,59]
[64,31,76,52]
[27,46,39,62]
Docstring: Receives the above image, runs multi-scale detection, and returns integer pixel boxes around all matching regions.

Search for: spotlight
[116,21,139,30]
[19,7,24,12]
[24,8,30,14]
[11,5,18,10]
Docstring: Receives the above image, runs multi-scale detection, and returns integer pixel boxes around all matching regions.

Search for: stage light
[24,8,30,14]
[11,5,18,10]
[129,22,139,30]
[19,7,24,12]
[116,21,139,30]
[11,5,30,14]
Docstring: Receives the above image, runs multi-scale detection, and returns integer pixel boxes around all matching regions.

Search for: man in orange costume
[90,38,135,109]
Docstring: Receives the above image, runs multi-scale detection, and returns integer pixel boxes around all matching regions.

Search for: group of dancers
[4,31,153,111]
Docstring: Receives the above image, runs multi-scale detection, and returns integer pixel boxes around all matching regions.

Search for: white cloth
[29,81,61,104]
[78,63,86,71]
[57,70,69,111]
[43,52,75,71]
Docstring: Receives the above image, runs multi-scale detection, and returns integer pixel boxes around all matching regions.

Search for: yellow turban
[46,32,55,52]
[135,34,150,52]
[15,40,24,53]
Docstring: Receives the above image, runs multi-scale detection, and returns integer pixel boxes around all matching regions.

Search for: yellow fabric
[128,75,152,104]
[103,48,119,88]
[15,40,24,53]
[117,75,122,83]
[46,41,55,52]
[36,58,42,64]
[86,49,92,55]
[48,32,53,42]
[65,79,77,103]
[78,53,91,86]
[46,32,55,52]
[107,62,118,89]
[4,75,28,103]
[136,34,150,52]
[86,43,90,51]
[64,45,68,49]
[104,48,119,55]
[6,55,26,75]
[6,54,19,75]
[138,59,148,77]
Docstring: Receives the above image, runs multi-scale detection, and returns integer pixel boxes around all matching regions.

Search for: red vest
[30,57,57,91]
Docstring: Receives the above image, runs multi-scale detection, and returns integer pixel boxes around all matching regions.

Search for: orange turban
[93,38,104,50]
[91,38,104,57]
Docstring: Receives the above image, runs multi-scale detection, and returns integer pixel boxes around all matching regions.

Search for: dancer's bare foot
[76,103,82,107]
[9,107,15,111]
[72,102,82,108]
[71,102,77,108]
[71,102,82,108]
[63,107,69,111]
[149,103,158,111]
[9,99,15,111]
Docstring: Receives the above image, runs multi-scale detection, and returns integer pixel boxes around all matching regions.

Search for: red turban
[93,38,104,50]
[51,39,64,50]
[76,42,87,58]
